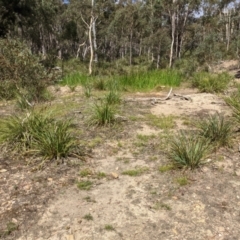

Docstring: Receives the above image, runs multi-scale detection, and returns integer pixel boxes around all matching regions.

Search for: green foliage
[104,225,115,231]
[0,39,53,101]
[104,90,121,105]
[168,131,211,169]
[116,69,182,91]
[89,101,116,126]
[77,181,93,190]
[175,176,189,186]
[0,111,79,159]
[198,113,233,148]
[122,167,149,176]
[225,87,240,124]
[159,164,174,173]
[146,114,175,129]
[192,72,232,93]
[61,72,90,86]
[83,214,93,221]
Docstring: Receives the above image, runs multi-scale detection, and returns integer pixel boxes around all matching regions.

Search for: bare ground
[1,85,240,240]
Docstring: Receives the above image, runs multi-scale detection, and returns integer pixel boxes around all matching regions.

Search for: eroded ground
[1,86,240,240]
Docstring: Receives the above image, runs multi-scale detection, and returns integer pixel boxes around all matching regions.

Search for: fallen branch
[173,93,192,101]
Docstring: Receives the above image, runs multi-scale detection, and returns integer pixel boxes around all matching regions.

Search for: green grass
[168,131,211,169]
[122,167,149,176]
[61,72,91,86]
[89,101,116,126]
[192,71,232,93]
[104,224,115,231]
[146,114,175,129]
[0,111,79,159]
[175,176,189,186]
[83,214,93,221]
[154,202,171,211]
[80,168,93,177]
[197,113,233,148]
[77,181,93,190]
[104,90,121,105]
[115,69,182,91]
[159,164,174,173]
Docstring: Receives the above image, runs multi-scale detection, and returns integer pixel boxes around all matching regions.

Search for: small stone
[206,186,211,190]
[65,235,74,240]
[0,169,7,173]
[48,178,53,182]
[111,172,119,179]
[12,218,18,224]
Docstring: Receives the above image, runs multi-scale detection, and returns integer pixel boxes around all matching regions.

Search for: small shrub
[89,101,116,126]
[168,131,211,169]
[197,113,233,148]
[192,72,232,93]
[0,39,54,102]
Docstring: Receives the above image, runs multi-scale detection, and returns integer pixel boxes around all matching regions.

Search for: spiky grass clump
[0,112,79,159]
[89,101,116,126]
[168,131,211,169]
[104,90,121,105]
[198,113,233,148]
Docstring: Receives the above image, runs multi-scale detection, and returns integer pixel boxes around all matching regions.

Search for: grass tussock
[89,101,116,126]
[0,111,80,160]
[168,131,211,169]
[198,113,233,148]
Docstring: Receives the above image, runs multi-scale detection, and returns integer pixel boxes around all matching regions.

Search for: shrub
[0,39,54,102]
[197,113,233,148]
[192,72,232,93]
[168,131,211,169]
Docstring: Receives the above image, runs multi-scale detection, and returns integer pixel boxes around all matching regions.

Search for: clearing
[1,80,240,240]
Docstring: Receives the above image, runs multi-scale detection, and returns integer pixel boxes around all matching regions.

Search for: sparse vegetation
[80,168,93,177]
[77,181,93,190]
[104,224,115,231]
[154,202,171,211]
[122,167,149,176]
[105,90,121,105]
[146,114,175,129]
[83,214,93,221]
[175,176,189,186]
[159,164,174,173]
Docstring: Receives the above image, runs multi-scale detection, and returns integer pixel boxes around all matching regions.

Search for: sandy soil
[1,85,240,240]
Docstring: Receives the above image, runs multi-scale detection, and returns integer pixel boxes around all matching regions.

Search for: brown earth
[1,77,240,240]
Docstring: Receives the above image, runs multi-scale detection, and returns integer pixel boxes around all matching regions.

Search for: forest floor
[1,64,240,240]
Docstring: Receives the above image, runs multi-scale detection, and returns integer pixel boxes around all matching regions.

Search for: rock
[65,235,74,240]
[111,172,119,179]
[0,169,7,173]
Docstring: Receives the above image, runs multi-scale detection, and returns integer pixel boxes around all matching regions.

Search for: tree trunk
[169,0,176,68]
